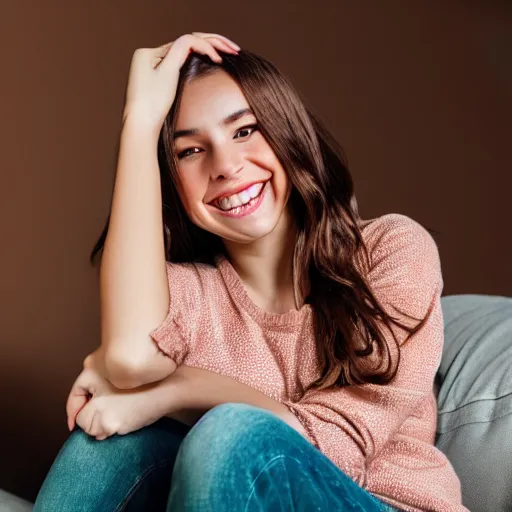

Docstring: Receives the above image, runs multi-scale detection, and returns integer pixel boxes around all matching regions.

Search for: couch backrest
[437,294,512,512]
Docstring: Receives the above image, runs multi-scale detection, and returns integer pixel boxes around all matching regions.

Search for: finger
[66,387,90,432]
[91,412,106,440]
[185,35,223,63]
[66,394,88,431]
[93,413,117,441]
[191,32,240,51]
[96,426,115,441]
[193,35,238,54]
[162,34,222,69]
[203,36,238,55]
[76,402,96,436]
[154,41,174,58]
[91,404,113,440]
[95,429,112,441]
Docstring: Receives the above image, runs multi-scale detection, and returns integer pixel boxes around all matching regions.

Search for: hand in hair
[122,32,240,135]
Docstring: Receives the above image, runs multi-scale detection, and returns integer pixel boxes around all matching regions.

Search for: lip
[209,180,268,218]
[207,180,268,205]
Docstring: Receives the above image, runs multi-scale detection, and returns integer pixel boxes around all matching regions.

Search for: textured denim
[34,403,401,511]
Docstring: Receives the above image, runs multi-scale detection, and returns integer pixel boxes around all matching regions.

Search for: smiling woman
[169,71,291,245]
[34,33,467,512]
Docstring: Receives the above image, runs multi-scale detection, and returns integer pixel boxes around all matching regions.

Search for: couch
[3,293,511,511]
[435,294,512,511]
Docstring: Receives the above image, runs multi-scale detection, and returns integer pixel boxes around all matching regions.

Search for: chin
[219,223,280,244]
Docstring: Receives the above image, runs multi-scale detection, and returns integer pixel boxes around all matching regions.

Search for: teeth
[238,190,250,205]
[215,182,264,211]
[247,183,263,198]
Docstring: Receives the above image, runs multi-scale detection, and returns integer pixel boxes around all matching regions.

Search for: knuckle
[105,420,119,434]
[134,48,150,57]
[176,34,191,44]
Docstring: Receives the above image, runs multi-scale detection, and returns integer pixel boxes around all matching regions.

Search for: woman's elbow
[103,348,149,389]
[103,345,177,389]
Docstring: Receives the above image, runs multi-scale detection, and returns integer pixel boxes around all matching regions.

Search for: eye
[234,124,258,139]
[176,124,258,159]
[177,147,202,160]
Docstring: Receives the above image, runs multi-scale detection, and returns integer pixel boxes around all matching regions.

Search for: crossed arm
[67,348,307,440]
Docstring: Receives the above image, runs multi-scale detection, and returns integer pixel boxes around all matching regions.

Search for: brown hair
[91,49,439,392]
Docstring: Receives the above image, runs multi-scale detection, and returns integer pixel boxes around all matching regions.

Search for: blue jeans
[34,403,401,511]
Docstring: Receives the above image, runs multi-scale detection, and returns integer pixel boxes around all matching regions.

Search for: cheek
[173,180,194,222]
[274,169,290,203]
[177,168,206,204]
[247,142,289,202]
[175,168,212,226]
[264,154,288,196]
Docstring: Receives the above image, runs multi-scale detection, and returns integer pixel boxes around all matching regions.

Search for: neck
[222,210,301,313]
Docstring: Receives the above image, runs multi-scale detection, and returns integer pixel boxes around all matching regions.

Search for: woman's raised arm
[98,35,239,389]
[98,116,175,389]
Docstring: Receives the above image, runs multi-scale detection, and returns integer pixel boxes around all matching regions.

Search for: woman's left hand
[75,384,163,440]
[66,348,166,440]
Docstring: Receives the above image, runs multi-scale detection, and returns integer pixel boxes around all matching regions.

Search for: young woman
[34,33,467,511]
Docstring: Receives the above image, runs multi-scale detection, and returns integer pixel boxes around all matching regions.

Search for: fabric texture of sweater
[149,213,467,512]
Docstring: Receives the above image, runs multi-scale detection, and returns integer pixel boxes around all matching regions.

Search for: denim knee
[185,402,291,458]
[34,428,120,511]
[170,403,302,485]
[168,404,397,512]
[35,419,187,512]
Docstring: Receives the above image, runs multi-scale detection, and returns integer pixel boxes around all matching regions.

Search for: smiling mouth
[209,181,268,212]
[207,180,269,218]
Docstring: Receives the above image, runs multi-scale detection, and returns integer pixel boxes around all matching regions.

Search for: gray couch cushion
[436,294,512,512]
[0,489,33,511]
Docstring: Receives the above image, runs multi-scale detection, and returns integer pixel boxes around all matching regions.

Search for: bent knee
[51,428,128,474]
[181,403,291,458]
[53,425,166,474]
[199,402,281,427]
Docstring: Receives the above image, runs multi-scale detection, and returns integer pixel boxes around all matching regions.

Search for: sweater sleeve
[281,214,444,485]
[148,262,202,366]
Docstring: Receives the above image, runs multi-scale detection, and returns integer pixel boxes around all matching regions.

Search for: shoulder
[360,213,440,270]
[360,213,443,316]
[163,261,223,307]
[164,260,218,280]
[360,213,435,250]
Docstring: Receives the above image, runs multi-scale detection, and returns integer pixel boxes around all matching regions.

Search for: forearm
[83,359,307,434]
[99,115,175,382]
[166,365,308,437]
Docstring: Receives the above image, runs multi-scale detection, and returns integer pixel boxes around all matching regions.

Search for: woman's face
[172,69,290,244]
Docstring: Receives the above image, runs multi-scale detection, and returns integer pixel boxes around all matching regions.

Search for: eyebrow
[173,108,254,140]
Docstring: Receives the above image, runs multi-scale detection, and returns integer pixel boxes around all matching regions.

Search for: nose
[210,144,243,181]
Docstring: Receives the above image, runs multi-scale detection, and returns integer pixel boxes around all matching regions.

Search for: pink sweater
[149,213,467,512]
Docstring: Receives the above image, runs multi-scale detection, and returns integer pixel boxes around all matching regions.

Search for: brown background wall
[1,0,510,502]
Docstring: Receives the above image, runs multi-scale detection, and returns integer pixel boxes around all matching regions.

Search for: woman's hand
[66,348,169,440]
[122,32,240,135]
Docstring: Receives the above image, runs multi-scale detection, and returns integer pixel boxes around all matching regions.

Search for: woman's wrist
[151,371,205,426]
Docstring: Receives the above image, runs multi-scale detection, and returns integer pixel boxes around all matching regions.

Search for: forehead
[176,70,251,128]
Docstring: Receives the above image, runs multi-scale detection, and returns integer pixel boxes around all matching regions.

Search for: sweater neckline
[215,254,312,329]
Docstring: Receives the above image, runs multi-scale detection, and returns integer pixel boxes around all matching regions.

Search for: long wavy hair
[90,49,439,392]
